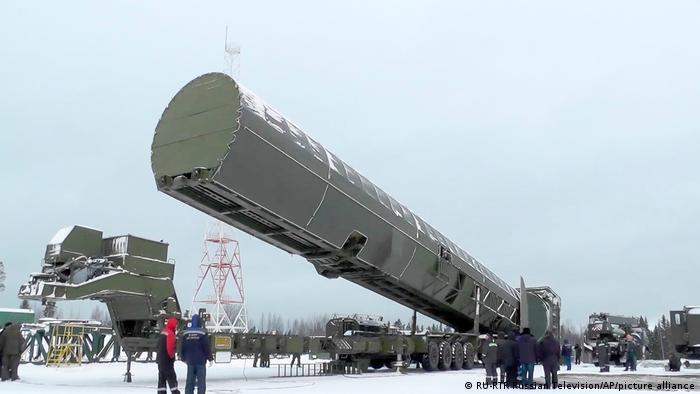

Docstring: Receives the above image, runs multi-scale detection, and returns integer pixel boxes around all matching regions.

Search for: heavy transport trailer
[150,72,561,366]
[207,314,475,372]
[670,306,700,359]
[13,225,454,373]
[14,225,465,373]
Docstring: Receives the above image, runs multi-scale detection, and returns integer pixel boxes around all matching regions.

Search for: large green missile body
[152,73,559,337]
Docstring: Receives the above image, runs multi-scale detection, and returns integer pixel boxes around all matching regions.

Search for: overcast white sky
[1,1,699,329]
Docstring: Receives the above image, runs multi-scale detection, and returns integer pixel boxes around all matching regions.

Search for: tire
[463,342,475,370]
[438,341,452,371]
[422,341,440,371]
[451,342,464,370]
[370,359,385,370]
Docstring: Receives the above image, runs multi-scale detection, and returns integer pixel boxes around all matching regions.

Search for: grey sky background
[1,1,698,329]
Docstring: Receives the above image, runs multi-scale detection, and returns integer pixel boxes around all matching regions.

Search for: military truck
[150,72,562,369]
[670,307,700,359]
[584,313,646,365]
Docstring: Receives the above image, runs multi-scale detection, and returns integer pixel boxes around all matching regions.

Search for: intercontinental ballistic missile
[151,73,559,337]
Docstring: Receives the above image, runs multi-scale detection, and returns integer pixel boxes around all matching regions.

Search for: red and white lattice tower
[191,222,249,332]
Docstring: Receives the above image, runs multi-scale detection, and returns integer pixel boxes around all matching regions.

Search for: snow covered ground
[5,358,700,393]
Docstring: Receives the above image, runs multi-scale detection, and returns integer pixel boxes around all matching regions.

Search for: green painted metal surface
[0,308,34,326]
[151,72,561,337]
[18,226,180,353]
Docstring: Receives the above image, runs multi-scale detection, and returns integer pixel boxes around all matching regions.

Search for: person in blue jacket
[561,339,573,371]
[181,314,213,394]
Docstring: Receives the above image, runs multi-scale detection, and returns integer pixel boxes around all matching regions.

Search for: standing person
[561,339,573,371]
[181,314,212,394]
[0,322,11,377]
[538,331,561,389]
[260,350,270,368]
[517,327,537,386]
[510,329,521,386]
[495,332,508,383]
[290,352,301,367]
[157,318,180,394]
[626,338,638,372]
[0,323,23,381]
[668,353,681,372]
[482,333,499,385]
[574,343,582,365]
[597,340,610,372]
[253,352,260,368]
[499,333,517,388]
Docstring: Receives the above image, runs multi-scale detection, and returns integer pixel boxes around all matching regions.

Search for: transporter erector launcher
[151,73,559,338]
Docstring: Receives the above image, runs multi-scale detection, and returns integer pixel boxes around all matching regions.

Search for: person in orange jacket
[157,318,180,394]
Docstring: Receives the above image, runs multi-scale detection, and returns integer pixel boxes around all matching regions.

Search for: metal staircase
[46,324,85,367]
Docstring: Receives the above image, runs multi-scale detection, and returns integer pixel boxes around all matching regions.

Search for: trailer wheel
[438,341,452,371]
[451,342,464,370]
[422,341,440,371]
[370,359,385,370]
[463,342,475,370]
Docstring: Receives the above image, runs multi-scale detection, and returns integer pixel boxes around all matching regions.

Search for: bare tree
[90,304,112,326]
[560,319,585,345]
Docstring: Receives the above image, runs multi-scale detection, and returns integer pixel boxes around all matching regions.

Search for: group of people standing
[252,350,270,368]
[482,327,581,389]
[0,322,23,382]
[157,314,213,394]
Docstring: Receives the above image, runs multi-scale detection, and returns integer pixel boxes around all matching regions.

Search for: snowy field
[5,357,700,393]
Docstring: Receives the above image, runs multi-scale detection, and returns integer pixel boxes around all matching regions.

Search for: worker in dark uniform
[668,353,681,372]
[181,314,212,394]
[517,327,537,386]
[157,318,180,394]
[538,330,561,389]
[495,332,508,383]
[574,343,582,365]
[0,323,23,381]
[597,340,610,372]
[503,331,520,388]
[253,351,260,368]
[0,322,11,377]
[482,333,499,385]
[290,352,301,367]
[501,332,518,388]
[261,350,270,368]
[624,337,638,372]
[509,329,521,386]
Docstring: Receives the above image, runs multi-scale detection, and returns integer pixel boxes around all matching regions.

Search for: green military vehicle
[670,307,700,359]
[584,313,646,366]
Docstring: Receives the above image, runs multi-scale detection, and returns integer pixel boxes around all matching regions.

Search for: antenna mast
[191,221,249,333]
[223,26,241,78]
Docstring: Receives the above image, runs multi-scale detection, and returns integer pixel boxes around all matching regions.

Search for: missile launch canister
[151,73,559,336]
